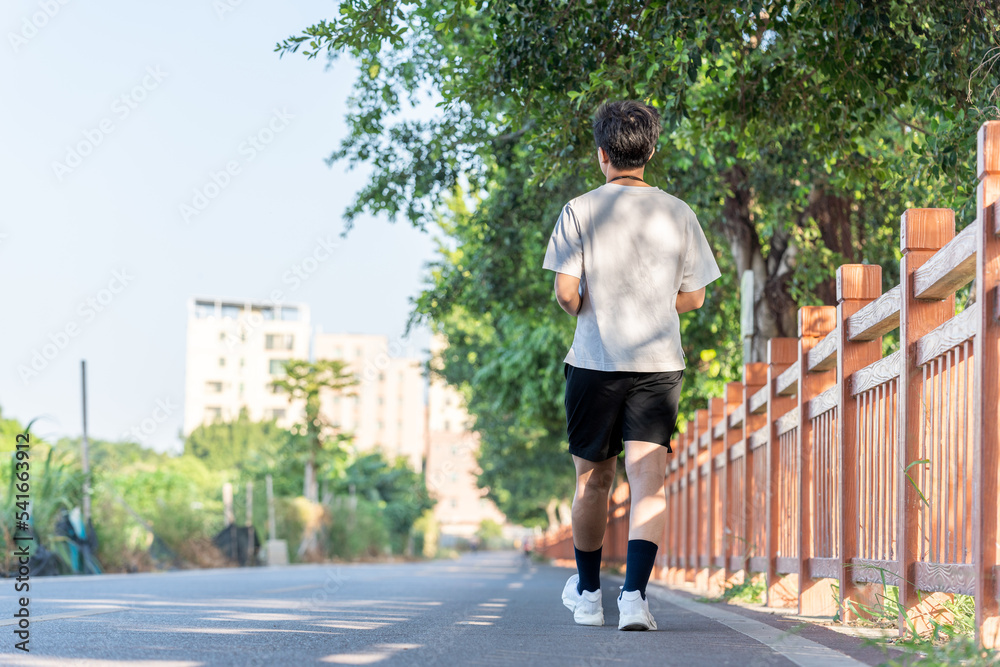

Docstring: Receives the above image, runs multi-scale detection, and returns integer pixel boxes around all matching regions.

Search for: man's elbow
[555,293,578,316]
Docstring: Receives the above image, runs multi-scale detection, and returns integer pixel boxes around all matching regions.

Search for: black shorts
[564,363,684,462]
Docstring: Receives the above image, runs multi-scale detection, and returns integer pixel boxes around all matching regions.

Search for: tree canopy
[280,0,1000,525]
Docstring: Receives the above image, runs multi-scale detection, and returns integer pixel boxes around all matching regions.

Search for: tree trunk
[804,185,858,306]
[719,165,798,363]
[304,459,317,503]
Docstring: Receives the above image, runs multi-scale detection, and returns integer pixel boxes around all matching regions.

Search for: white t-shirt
[542,183,722,372]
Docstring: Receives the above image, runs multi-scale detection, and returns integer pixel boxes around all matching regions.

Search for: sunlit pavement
[0,551,894,666]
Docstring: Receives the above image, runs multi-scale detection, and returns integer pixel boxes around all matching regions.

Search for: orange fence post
[693,408,710,589]
[723,378,748,589]
[974,121,1000,648]
[796,306,838,616]
[835,264,884,623]
[765,338,798,607]
[898,208,956,634]
[706,396,727,597]
[742,362,768,586]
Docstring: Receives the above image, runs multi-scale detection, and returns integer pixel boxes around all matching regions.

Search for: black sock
[621,539,658,599]
[574,545,602,594]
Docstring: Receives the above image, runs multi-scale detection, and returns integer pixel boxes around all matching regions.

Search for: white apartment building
[425,334,506,538]
[183,299,427,471]
[183,297,311,434]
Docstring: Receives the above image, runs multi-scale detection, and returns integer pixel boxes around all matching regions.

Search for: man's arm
[676,287,706,314]
[554,273,582,316]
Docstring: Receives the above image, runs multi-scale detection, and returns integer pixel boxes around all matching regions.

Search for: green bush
[106,455,223,559]
[412,509,439,558]
[90,484,155,572]
[325,496,389,560]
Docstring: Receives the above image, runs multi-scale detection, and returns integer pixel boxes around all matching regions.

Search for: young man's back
[545,184,719,372]
[544,100,721,631]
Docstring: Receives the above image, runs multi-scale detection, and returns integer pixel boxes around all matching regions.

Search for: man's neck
[605,168,649,186]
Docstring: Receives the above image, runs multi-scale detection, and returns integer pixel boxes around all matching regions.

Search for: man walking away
[543,100,722,630]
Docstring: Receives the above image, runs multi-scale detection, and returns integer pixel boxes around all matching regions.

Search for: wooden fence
[536,121,1000,647]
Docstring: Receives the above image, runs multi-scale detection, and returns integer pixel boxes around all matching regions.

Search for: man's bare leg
[619,440,667,603]
[623,440,668,545]
[571,454,617,551]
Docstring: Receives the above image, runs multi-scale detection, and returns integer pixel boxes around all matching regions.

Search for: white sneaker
[617,587,656,630]
[561,574,604,626]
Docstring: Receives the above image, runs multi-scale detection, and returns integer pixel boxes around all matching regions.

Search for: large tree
[279,0,999,525]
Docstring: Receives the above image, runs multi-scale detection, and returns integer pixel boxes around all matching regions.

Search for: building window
[269,383,285,394]
[195,301,215,318]
[378,372,385,381]
[377,421,384,431]
[205,406,222,420]
[451,473,458,482]
[377,396,384,405]
[451,499,458,508]
[270,408,286,420]
[206,381,223,393]
[333,346,343,358]
[238,382,244,397]
[252,306,274,320]
[220,304,241,319]
[265,334,294,350]
[219,357,226,367]
[269,359,288,375]
[280,306,299,321]
[444,420,450,432]
[218,332,226,341]
[355,347,363,358]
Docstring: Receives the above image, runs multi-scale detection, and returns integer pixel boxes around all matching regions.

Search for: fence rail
[536,121,1000,648]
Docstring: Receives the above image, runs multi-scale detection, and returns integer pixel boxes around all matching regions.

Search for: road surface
[1,551,896,666]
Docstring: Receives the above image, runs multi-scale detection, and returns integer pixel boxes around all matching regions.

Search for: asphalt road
[0,551,898,666]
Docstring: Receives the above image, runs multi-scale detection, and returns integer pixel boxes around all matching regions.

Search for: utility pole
[740,270,755,363]
[266,474,277,542]
[246,480,254,566]
[80,360,91,525]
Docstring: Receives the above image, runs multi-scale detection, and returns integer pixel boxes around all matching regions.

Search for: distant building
[184,300,507,531]
[183,297,311,434]
[425,334,506,540]
[183,299,426,470]
[314,332,425,471]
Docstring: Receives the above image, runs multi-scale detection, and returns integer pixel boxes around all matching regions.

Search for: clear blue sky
[0,0,439,453]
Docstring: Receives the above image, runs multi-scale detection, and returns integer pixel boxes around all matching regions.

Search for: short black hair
[592,101,661,170]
